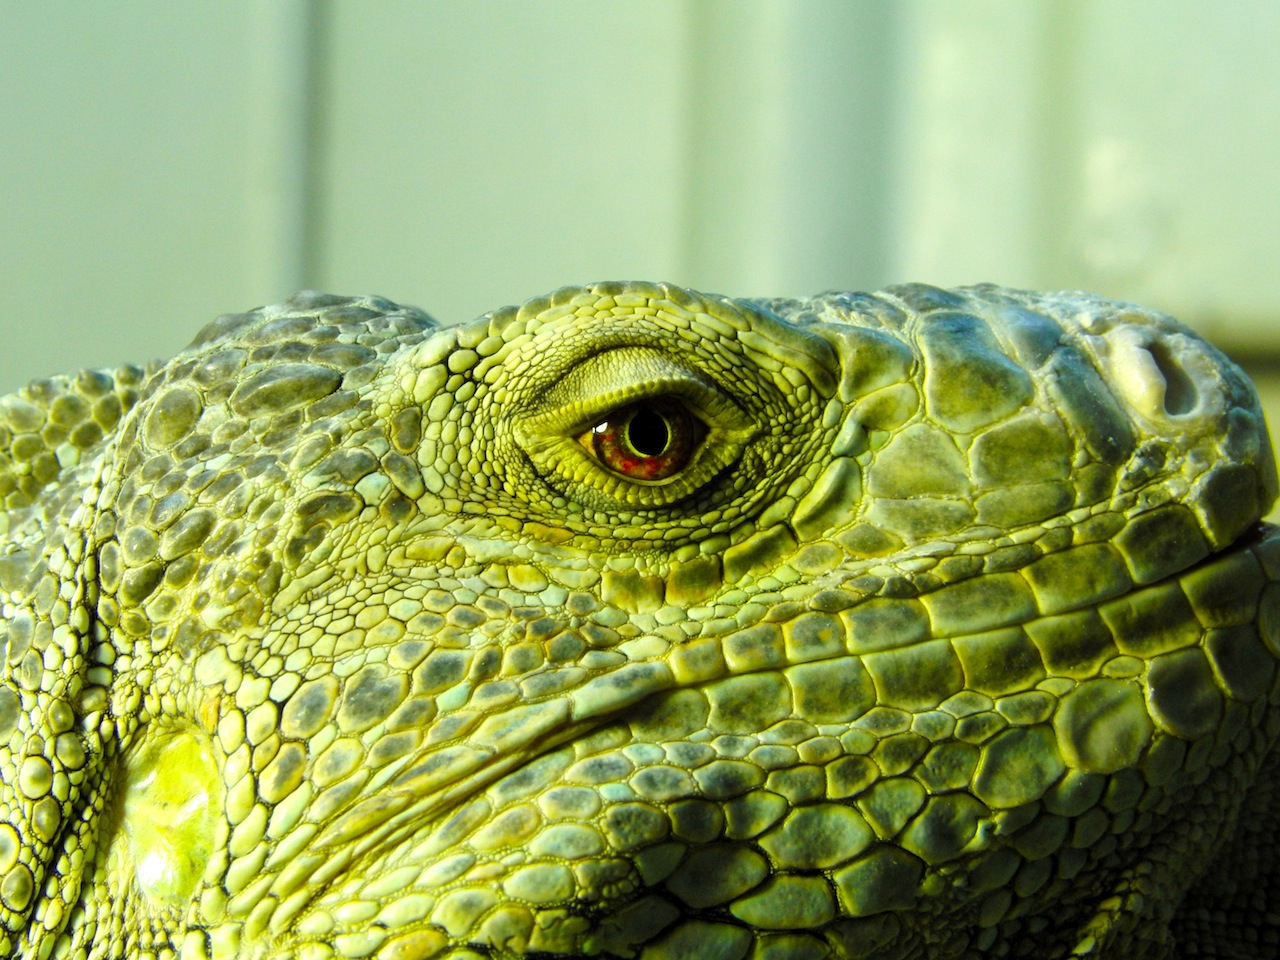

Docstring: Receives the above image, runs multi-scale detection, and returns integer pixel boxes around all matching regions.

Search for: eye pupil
[580,397,706,482]
[625,409,670,457]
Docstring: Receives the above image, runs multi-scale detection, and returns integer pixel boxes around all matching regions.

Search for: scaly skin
[0,282,1277,960]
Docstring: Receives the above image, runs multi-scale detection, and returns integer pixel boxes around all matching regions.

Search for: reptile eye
[579,397,707,481]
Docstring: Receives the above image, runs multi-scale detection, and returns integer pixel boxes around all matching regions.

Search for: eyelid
[516,349,756,443]
[539,378,752,442]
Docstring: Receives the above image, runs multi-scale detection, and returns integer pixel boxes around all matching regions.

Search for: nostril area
[1105,326,1211,423]
[1144,340,1199,416]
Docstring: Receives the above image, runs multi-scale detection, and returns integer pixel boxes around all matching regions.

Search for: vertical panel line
[299,0,330,290]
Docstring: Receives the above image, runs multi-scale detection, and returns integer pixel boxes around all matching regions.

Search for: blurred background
[2,0,1278,483]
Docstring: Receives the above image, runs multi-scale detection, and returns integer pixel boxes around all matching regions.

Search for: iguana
[0,282,1276,960]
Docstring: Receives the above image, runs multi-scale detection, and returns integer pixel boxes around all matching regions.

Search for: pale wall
[2,1,1277,515]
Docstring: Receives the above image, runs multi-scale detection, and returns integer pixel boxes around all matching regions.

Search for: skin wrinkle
[0,281,1276,959]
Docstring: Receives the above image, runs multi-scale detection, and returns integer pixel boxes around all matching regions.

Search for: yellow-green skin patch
[107,725,223,905]
[0,282,1278,959]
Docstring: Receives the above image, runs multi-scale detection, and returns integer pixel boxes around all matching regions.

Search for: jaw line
[278,665,682,932]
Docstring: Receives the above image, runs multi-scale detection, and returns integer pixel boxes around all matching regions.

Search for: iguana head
[1,282,1276,959]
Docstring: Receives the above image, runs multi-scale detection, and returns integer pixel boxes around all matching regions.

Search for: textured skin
[1,281,1278,960]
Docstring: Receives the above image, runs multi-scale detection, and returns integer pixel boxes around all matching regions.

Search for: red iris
[586,398,704,481]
